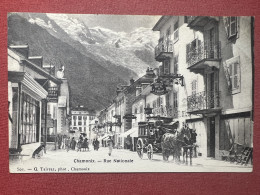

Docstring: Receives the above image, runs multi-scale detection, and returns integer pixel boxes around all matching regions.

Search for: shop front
[8,71,48,159]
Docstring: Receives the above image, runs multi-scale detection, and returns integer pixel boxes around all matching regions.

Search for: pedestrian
[95,139,100,151]
[70,137,76,150]
[65,136,70,152]
[107,137,113,156]
[57,134,62,149]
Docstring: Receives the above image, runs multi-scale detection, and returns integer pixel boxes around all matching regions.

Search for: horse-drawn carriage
[136,117,197,164]
[76,133,89,152]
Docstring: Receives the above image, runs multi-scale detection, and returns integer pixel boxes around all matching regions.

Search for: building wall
[219,17,252,113]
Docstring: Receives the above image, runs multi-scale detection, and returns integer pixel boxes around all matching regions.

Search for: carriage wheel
[147,144,153,160]
[136,139,144,159]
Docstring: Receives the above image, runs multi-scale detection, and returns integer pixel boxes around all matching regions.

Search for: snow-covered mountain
[26,13,160,76]
[9,13,160,111]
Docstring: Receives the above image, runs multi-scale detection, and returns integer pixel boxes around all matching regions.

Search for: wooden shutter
[223,17,230,38]
[223,62,232,91]
[230,17,237,37]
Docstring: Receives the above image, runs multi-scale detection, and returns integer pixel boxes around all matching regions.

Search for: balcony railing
[48,87,59,98]
[152,105,178,119]
[155,40,173,59]
[187,41,221,68]
[187,91,220,112]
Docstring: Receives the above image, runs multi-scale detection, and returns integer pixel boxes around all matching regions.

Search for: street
[10,146,252,173]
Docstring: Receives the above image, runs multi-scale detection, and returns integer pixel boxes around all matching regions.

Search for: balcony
[155,40,173,62]
[152,105,178,119]
[187,16,219,31]
[187,41,221,73]
[187,91,221,115]
[48,87,59,99]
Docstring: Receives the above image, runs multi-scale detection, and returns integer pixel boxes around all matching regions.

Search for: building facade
[8,45,71,157]
[70,105,96,138]
[151,16,253,159]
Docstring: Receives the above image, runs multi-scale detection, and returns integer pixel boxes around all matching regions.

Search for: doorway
[209,117,215,158]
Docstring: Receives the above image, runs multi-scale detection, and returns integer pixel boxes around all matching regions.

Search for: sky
[69,14,161,33]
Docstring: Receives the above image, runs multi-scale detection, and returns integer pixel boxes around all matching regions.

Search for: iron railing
[152,105,178,119]
[187,91,221,112]
[187,41,221,68]
[155,40,173,59]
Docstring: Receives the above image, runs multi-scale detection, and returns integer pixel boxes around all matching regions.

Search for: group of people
[56,134,114,156]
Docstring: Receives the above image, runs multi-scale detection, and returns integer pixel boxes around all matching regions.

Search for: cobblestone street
[10,146,252,173]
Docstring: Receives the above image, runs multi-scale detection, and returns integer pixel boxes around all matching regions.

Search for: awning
[130,128,138,137]
[8,71,48,100]
[98,134,109,141]
[119,127,138,138]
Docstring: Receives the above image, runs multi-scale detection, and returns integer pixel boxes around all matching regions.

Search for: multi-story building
[149,16,253,159]
[185,16,254,159]
[8,44,70,157]
[70,105,96,138]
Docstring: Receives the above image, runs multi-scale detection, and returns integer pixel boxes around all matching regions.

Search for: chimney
[146,67,155,76]
[130,78,135,85]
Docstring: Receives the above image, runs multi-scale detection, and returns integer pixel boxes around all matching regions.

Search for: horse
[181,125,197,165]
[161,128,185,163]
[161,124,194,165]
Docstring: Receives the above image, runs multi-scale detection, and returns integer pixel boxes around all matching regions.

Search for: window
[47,104,51,115]
[78,121,82,126]
[79,127,82,132]
[224,17,239,39]
[173,92,178,108]
[78,116,82,120]
[153,100,157,108]
[53,105,56,119]
[73,116,76,120]
[20,93,40,144]
[166,93,170,106]
[164,60,170,74]
[159,65,164,76]
[174,54,178,74]
[157,97,163,107]
[174,20,179,41]
[191,80,197,95]
[140,105,143,113]
[224,56,241,94]
[134,107,138,114]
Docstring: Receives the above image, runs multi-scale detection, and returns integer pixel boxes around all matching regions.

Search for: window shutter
[223,17,230,38]
[223,62,232,91]
[230,17,237,37]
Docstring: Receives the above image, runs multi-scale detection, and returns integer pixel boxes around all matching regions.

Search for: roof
[152,16,172,31]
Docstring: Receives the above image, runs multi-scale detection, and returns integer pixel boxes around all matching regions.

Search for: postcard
[8,13,254,173]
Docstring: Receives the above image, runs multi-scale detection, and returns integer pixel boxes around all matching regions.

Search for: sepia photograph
[7,13,254,173]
